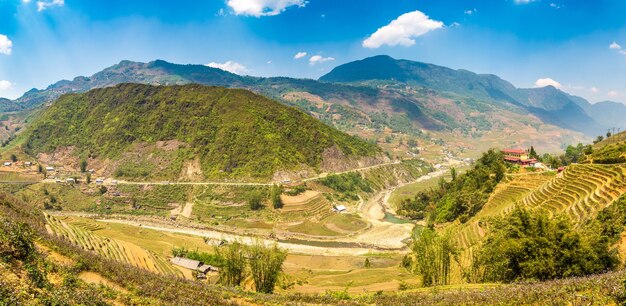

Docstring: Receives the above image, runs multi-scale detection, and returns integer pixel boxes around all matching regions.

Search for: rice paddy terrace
[44,213,182,276]
[449,172,553,251]
[449,163,626,252]
[523,164,626,222]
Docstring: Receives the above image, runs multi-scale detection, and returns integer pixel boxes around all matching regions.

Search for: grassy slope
[21,83,379,180]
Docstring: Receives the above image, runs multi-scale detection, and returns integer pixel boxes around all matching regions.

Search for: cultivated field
[44,213,182,276]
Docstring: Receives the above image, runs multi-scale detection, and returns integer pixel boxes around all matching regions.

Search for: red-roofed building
[502,148,537,166]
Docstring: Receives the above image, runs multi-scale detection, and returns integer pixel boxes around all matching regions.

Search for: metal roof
[170,257,202,270]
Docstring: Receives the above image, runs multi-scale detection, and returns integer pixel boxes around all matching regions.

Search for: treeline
[398,149,507,222]
[469,206,618,282]
[581,140,626,164]
[318,172,372,201]
[542,133,626,166]
[173,242,287,294]
[408,200,625,287]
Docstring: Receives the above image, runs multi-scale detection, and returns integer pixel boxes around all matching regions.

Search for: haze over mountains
[5,55,622,138]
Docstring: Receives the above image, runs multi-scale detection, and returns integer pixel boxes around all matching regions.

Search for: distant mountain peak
[320,55,604,135]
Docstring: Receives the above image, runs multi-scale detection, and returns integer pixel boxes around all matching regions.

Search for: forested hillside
[22,83,380,180]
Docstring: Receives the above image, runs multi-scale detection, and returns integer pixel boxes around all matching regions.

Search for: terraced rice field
[450,173,553,250]
[44,213,181,276]
[449,164,626,252]
[281,191,333,221]
[280,191,368,237]
[521,164,626,225]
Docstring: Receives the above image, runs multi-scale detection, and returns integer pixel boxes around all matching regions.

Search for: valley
[0,53,624,306]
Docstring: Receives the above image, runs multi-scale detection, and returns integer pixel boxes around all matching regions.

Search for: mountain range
[3,55,623,143]
[321,55,624,134]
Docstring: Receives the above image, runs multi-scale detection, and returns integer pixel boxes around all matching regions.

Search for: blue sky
[0,0,625,104]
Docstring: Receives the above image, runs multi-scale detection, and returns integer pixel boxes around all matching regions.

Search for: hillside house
[3,162,11,166]
[502,149,537,166]
[170,257,218,277]
[333,205,347,213]
[46,166,55,171]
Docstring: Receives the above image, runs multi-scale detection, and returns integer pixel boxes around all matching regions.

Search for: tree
[271,184,283,209]
[248,192,263,210]
[10,154,16,162]
[529,146,539,159]
[79,159,88,173]
[37,164,43,173]
[409,227,456,287]
[85,173,91,184]
[476,206,617,283]
[248,242,287,293]
[364,257,371,269]
[607,131,612,138]
[450,168,457,181]
[594,136,604,144]
[216,242,247,287]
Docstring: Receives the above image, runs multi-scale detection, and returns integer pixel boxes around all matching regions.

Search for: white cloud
[0,35,12,55]
[205,61,249,75]
[549,3,562,9]
[226,0,306,17]
[0,80,13,91]
[37,0,64,12]
[464,8,477,15]
[609,41,626,60]
[294,51,307,59]
[591,87,599,93]
[534,78,562,89]
[362,10,444,49]
[309,55,334,65]
[514,0,536,4]
[608,90,619,98]
[23,0,31,3]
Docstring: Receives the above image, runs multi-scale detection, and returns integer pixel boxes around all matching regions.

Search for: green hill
[4,58,592,159]
[21,83,380,180]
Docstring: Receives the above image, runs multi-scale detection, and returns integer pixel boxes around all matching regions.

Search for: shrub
[271,184,283,209]
[248,192,263,211]
[0,217,36,263]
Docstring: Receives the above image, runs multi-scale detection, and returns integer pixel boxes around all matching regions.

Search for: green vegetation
[581,133,626,164]
[319,172,372,200]
[405,227,456,287]
[398,149,506,222]
[248,242,288,294]
[271,184,283,209]
[248,191,264,211]
[171,246,225,267]
[23,83,379,180]
[474,206,617,282]
[216,242,247,287]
